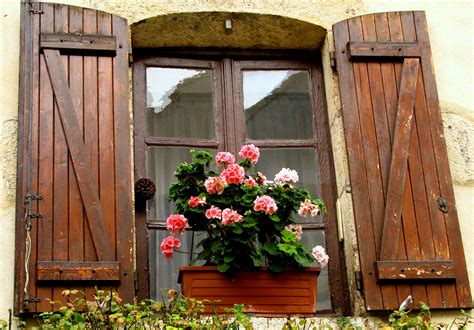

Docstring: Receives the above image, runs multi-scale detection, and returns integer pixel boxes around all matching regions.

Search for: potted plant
[160,145,329,315]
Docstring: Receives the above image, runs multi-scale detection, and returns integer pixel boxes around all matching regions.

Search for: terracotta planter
[178,266,320,316]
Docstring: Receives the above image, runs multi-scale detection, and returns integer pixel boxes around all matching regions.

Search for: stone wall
[0,0,472,322]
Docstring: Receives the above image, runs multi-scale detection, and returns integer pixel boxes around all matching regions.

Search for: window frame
[133,49,350,315]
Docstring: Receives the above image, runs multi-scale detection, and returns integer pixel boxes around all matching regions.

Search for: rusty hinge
[128,48,133,66]
[437,197,448,213]
[134,271,139,293]
[29,5,44,15]
[329,51,337,72]
[355,271,364,293]
[23,293,41,310]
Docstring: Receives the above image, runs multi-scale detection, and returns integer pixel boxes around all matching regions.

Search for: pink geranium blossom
[205,205,222,219]
[298,199,320,217]
[160,236,181,259]
[221,208,243,226]
[285,224,303,240]
[239,144,260,165]
[166,214,189,235]
[204,176,226,194]
[188,196,206,207]
[274,168,299,186]
[221,163,245,185]
[215,152,235,166]
[312,245,329,268]
[253,195,278,215]
[244,176,257,187]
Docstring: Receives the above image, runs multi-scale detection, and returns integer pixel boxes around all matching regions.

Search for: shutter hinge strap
[437,196,448,213]
[329,51,337,72]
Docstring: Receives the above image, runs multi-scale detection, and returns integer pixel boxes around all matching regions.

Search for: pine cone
[134,178,156,201]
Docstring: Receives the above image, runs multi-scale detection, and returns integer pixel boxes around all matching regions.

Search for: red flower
[254,195,278,215]
[166,214,189,235]
[221,164,245,185]
[160,236,181,259]
[205,205,222,219]
[188,196,206,207]
[215,152,235,166]
[239,144,260,165]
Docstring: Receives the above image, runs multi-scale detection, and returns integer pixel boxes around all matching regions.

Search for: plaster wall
[0,0,472,323]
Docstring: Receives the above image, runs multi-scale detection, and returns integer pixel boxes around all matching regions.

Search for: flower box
[178,266,320,316]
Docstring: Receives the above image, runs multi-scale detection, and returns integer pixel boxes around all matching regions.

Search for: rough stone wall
[0,0,472,322]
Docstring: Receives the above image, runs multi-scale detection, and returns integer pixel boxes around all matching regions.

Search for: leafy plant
[161,145,329,274]
[35,288,252,329]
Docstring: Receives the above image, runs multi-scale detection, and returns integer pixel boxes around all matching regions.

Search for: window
[133,52,346,313]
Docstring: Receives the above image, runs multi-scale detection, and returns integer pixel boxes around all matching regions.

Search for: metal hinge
[329,51,337,72]
[23,293,41,310]
[355,271,364,293]
[134,271,139,293]
[128,48,133,66]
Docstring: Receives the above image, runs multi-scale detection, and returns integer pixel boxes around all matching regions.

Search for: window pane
[254,148,322,223]
[150,230,206,299]
[301,230,331,311]
[147,147,215,220]
[243,70,314,140]
[147,68,215,139]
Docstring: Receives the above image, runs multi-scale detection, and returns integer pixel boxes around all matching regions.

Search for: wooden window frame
[133,49,350,315]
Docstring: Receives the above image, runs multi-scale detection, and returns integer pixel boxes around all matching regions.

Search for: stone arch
[131,12,326,49]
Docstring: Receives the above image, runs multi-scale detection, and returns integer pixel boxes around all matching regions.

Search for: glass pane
[243,70,314,140]
[147,68,215,139]
[254,148,322,223]
[147,147,215,220]
[150,230,207,299]
[301,230,331,311]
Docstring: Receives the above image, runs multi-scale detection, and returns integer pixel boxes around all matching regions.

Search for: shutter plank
[113,14,135,301]
[414,11,471,308]
[37,3,55,312]
[333,18,384,310]
[43,48,114,261]
[348,42,421,58]
[40,33,116,55]
[83,8,99,262]
[380,58,419,260]
[376,261,455,280]
[37,261,120,281]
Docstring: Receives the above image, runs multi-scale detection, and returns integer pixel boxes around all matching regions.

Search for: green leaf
[232,225,243,234]
[224,255,234,263]
[217,263,230,272]
[278,243,297,255]
[281,229,297,243]
[294,253,313,267]
[269,214,280,222]
[211,240,223,253]
[263,242,280,256]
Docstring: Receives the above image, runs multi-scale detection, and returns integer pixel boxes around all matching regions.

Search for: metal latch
[355,271,364,293]
[437,197,448,213]
[329,51,337,71]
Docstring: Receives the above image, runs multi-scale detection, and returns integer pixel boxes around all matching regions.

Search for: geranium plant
[161,144,329,274]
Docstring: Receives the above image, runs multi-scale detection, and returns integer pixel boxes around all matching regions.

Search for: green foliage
[34,288,251,329]
[167,148,326,274]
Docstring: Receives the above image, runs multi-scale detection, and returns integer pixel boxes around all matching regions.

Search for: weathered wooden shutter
[15,2,133,313]
[333,11,471,310]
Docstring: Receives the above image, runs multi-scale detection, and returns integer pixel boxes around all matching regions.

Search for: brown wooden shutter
[333,11,471,310]
[15,2,133,313]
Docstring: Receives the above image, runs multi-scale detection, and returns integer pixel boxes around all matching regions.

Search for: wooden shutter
[333,11,471,310]
[15,2,133,313]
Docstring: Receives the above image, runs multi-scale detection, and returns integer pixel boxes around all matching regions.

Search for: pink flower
[239,144,260,165]
[205,205,222,219]
[221,163,245,185]
[204,176,226,195]
[160,236,181,259]
[188,196,206,207]
[312,245,329,268]
[298,199,320,217]
[221,208,243,226]
[274,168,299,186]
[253,195,278,215]
[244,176,257,187]
[66,302,74,309]
[215,152,235,166]
[285,224,303,240]
[166,214,189,235]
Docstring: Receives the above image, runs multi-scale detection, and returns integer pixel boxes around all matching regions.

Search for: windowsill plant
[160,144,329,274]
